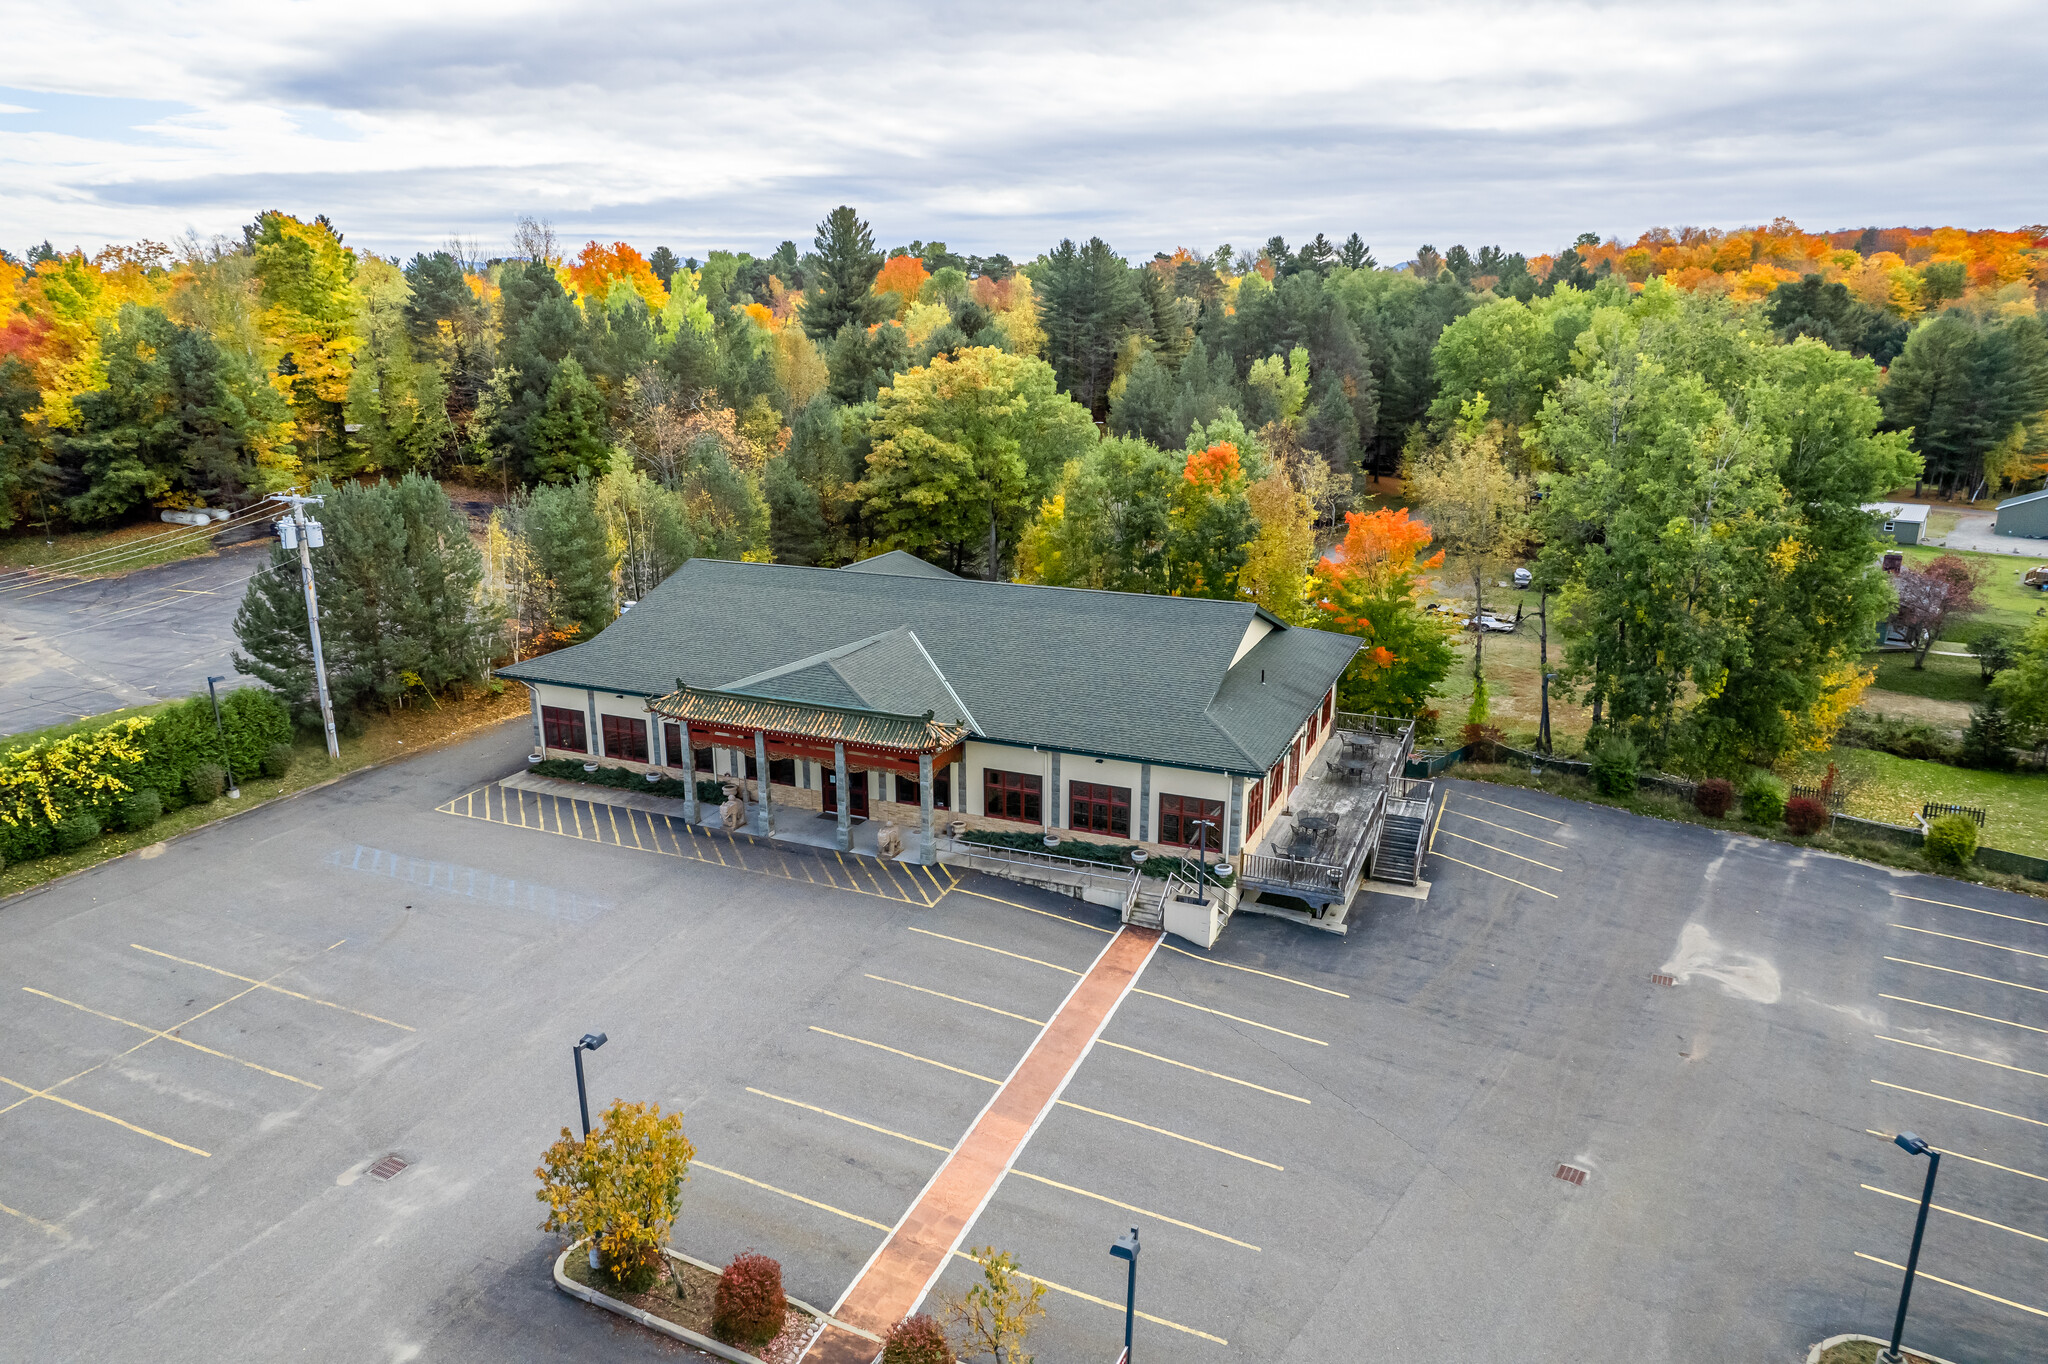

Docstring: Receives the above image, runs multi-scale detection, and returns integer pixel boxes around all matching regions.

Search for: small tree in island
[945,1246,1046,1364]
[536,1098,696,1293]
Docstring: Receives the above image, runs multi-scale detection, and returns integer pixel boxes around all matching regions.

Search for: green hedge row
[961,828,1235,886]
[533,758,726,806]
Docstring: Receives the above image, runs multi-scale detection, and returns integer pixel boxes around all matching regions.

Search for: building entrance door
[821,769,869,818]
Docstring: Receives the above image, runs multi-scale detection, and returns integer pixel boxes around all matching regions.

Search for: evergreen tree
[231,551,319,725]
[647,246,680,288]
[1882,310,2048,493]
[1108,350,1176,445]
[0,356,46,530]
[1339,234,1376,270]
[1958,694,2017,771]
[804,206,886,341]
[528,357,610,482]
[522,479,618,640]
[1035,237,1146,415]
[826,321,909,404]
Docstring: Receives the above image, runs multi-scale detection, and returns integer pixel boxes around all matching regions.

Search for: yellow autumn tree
[536,1099,695,1293]
[1240,466,1314,622]
[249,212,361,470]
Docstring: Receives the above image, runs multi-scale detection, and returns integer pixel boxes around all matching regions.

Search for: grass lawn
[1789,747,2048,856]
[0,518,230,576]
[0,687,529,899]
[1863,648,1988,704]
[1895,544,2048,644]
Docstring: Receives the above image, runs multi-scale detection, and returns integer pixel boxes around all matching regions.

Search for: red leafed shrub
[882,1313,954,1364]
[1784,795,1828,836]
[713,1252,787,1348]
[1693,778,1734,819]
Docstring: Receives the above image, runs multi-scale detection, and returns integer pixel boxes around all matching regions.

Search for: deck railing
[951,839,1140,895]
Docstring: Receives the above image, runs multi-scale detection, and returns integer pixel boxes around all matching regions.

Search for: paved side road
[0,543,272,736]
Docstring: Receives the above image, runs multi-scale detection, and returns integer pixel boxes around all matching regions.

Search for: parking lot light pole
[1879,1132,1941,1364]
[573,1032,607,1138]
[1110,1227,1140,1361]
[205,676,240,799]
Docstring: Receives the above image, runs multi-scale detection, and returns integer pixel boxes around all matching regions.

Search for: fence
[1922,802,1987,828]
[1790,784,1847,811]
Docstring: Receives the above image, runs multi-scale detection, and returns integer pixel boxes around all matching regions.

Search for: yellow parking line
[743,1087,953,1152]
[1006,1169,1259,1250]
[0,1073,209,1156]
[1881,994,2048,1036]
[1871,1079,2048,1129]
[1854,1252,2048,1321]
[1131,989,1328,1045]
[1863,1183,2048,1245]
[694,1161,892,1232]
[1445,809,1567,848]
[1893,893,2048,932]
[807,1027,1003,1084]
[0,1200,65,1237]
[1878,1034,2048,1082]
[1429,793,1446,852]
[1095,1040,1310,1103]
[864,975,1044,1025]
[919,864,951,895]
[969,1255,1227,1345]
[1866,1130,2048,1185]
[1891,923,2048,963]
[1460,792,1566,824]
[608,804,625,845]
[130,944,414,1031]
[1437,829,1564,872]
[906,927,1084,975]
[1886,957,2048,997]
[946,887,1114,934]
[1159,943,1348,997]
[21,988,322,1088]
[1053,1100,1282,1170]
[1434,852,1559,898]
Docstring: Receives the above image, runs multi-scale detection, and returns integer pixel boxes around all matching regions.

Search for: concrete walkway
[803,925,1162,1363]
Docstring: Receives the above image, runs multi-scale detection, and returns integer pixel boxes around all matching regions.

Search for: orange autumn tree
[1312,508,1455,724]
[565,242,668,311]
[872,254,930,320]
[1167,441,1256,599]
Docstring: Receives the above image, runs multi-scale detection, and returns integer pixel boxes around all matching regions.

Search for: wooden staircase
[1370,811,1428,885]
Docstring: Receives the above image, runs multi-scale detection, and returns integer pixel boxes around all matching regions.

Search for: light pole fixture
[1878,1132,1941,1364]
[206,676,240,799]
[573,1032,608,1138]
[1109,1226,1140,1362]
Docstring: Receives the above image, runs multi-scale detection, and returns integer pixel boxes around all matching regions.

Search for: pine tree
[1959,695,2017,771]
[528,357,609,483]
[804,206,886,341]
[524,480,618,640]
[231,548,319,724]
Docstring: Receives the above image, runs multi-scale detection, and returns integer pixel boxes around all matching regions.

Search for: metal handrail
[954,840,1139,891]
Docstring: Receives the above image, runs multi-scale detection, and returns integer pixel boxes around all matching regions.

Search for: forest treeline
[5,209,2048,768]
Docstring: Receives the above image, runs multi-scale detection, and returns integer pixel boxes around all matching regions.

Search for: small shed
[1862,501,1930,546]
[1994,489,2048,540]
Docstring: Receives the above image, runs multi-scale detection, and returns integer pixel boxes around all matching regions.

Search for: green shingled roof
[499,559,1359,776]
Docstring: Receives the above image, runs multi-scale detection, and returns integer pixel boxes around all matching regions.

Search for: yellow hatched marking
[1159,943,1348,996]
[1878,1034,2048,1082]
[21,988,321,1088]
[1854,1252,2048,1321]
[1006,1169,1259,1250]
[744,1087,953,1152]
[907,926,1084,975]
[0,1073,210,1155]
[626,808,646,850]
[1882,994,2048,1036]
[1435,852,1560,898]
[607,804,623,846]
[1131,989,1328,1045]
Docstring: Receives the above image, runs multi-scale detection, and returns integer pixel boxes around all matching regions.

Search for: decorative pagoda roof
[649,685,969,755]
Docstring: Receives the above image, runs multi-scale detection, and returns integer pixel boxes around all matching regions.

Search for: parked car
[1513,567,1532,589]
[2024,564,2048,589]
[1469,613,1518,633]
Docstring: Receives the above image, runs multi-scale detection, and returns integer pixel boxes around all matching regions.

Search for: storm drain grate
[369,1154,409,1181]
[1650,974,1676,987]
[1555,1164,1588,1186]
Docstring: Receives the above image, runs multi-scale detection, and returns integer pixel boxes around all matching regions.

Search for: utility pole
[274,494,339,760]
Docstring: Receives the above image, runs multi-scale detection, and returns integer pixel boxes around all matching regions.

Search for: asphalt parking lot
[0,543,269,735]
[1,727,2043,1363]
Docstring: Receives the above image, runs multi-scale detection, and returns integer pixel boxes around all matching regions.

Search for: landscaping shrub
[1,716,151,862]
[1924,814,1979,865]
[1958,697,2017,772]
[1834,711,1959,763]
[186,763,226,804]
[260,742,295,779]
[1784,795,1828,836]
[1739,774,1786,824]
[532,758,720,805]
[697,779,728,805]
[1693,777,1734,818]
[882,1314,953,1364]
[220,687,293,777]
[116,788,163,832]
[1588,736,1640,796]
[535,1099,694,1296]
[52,813,102,852]
[713,1252,787,1348]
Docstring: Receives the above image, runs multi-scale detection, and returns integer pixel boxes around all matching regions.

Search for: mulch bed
[562,1253,824,1363]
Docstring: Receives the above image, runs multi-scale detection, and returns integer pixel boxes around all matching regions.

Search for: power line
[0,501,285,590]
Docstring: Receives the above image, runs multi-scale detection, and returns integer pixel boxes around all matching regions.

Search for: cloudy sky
[3,0,2043,264]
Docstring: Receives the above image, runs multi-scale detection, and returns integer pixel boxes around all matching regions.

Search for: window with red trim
[602,714,648,762]
[893,771,952,808]
[983,769,1042,823]
[1246,780,1265,834]
[694,746,713,772]
[662,723,687,768]
[1158,794,1225,849]
[768,757,796,786]
[1068,781,1131,837]
[541,705,587,753]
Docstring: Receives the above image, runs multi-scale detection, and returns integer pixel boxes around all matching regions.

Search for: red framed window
[1158,794,1225,850]
[1323,691,1335,727]
[1246,780,1265,834]
[1068,781,1131,837]
[694,747,713,772]
[983,769,1042,823]
[662,723,687,768]
[541,705,587,753]
[768,757,796,786]
[893,771,952,808]
[602,714,648,762]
